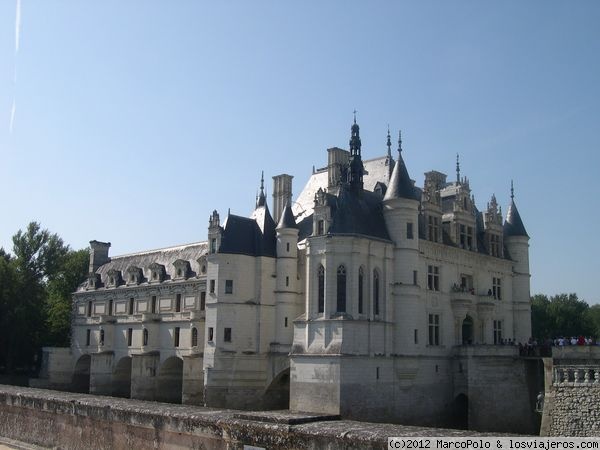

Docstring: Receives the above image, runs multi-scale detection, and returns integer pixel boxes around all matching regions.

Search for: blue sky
[1,1,599,303]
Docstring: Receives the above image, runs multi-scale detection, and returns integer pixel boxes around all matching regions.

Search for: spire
[256,171,266,207]
[348,114,364,190]
[456,153,460,184]
[384,130,419,201]
[386,125,392,159]
[398,130,402,154]
[504,181,528,237]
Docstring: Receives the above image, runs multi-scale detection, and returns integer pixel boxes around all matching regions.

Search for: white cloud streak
[9,100,16,134]
[15,0,21,53]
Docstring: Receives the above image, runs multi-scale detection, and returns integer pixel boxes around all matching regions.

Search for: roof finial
[511,179,514,200]
[256,171,266,207]
[456,153,460,184]
[386,125,392,157]
[260,170,264,193]
[398,130,402,154]
[353,109,357,124]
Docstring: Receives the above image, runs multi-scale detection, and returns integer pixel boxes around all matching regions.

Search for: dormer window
[173,259,191,280]
[197,255,208,276]
[148,263,166,283]
[126,266,143,285]
[106,269,122,287]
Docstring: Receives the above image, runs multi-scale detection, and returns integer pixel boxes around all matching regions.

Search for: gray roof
[504,200,528,237]
[294,155,394,222]
[383,153,420,201]
[219,205,277,257]
[84,241,208,290]
[276,203,298,230]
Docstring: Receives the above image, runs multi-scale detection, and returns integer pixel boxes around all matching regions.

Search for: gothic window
[428,314,440,345]
[427,265,440,291]
[336,265,346,313]
[191,327,198,347]
[143,328,148,346]
[358,267,364,314]
[317,265,325,313]
[373,270,380,316]
[493,277,502,300]
[493,320,503,344]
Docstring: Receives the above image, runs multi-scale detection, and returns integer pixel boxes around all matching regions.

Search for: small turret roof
[276,203,298,230]
[504,200,528,238]
[383,152,419,201]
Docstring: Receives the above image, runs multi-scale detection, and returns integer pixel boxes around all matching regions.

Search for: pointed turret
[276,202,298,230]
[348,112,364,190]
[504,181,528,237]
[383,130,419,201]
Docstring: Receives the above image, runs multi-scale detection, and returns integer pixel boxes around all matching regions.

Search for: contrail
[15,0,21,54]
[9,100,16,134]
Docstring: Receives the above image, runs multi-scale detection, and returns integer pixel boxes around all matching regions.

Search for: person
[578,335,585,346]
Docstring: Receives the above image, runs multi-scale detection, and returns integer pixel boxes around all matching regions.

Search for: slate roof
[80,241,208,291]
[276,203,298,230]
[504,200,529,238]
[383,153,420,201]
[328,186,391,240]
[219,205,277,257]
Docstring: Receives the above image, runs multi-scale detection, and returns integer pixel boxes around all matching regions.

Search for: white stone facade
[60,120,533,431]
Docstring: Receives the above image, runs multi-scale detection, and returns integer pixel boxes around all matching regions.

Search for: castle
[43,118,537,432]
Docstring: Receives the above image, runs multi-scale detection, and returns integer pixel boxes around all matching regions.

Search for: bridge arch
[156,356,183,404]
[72,354,91,393]
[112,356,132,398]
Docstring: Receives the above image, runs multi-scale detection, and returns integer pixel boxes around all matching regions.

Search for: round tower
[504,181,531,343]
[274,203,300,348]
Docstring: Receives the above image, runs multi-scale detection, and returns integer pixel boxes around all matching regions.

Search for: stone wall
[0,385,498,450]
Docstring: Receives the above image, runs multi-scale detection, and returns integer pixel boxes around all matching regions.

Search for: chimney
[272,174,293,223]
[89,240,111,274]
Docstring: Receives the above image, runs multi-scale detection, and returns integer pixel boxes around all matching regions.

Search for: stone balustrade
[552,365,600,386]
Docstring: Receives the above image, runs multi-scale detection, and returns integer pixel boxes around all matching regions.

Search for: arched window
[143,328,149,346]
[337,265,346,313]
[358,267,364,314]
[191,327,198,347]
[373,270,380,316]
[317,265,325,313]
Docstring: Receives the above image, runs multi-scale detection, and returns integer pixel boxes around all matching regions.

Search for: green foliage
[531,293,595,339]
[0,222,89,373]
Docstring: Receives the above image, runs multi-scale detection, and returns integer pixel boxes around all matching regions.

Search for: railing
[553,366,600,386]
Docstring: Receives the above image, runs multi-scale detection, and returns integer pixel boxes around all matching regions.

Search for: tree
[531,293,592,340]
[45,249,89,346]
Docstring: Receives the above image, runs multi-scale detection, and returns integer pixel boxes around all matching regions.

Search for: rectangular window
[413,270,418,286]
[460,274,473,293]
[210,238,217,254]
[151,296,157,314]
[493,277,502,300]
[128,298,134,315]
[175,293,181,312]
[208,327,214,342]
[174,327,180,347]
[428,216,440,243]
[428,314,440,346]
[317,220,324,235]
[427,265,440,291]
[285,276,289,287]
[459,224,467,248]
[209,279,215,294]
[224,327,232,342]
[200,291,206,311]
[490,234,501,257]
[87,301,92,317]
[406,222,414,239]
[127,328,133,346]
[467,226,474,250]
[414,329,418,344]
[108,300,113,316]
[225,280,233,294]
[100,329,105,346]
[86,329,91,346]
[284,317,288,327]
[493,320,503,344]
